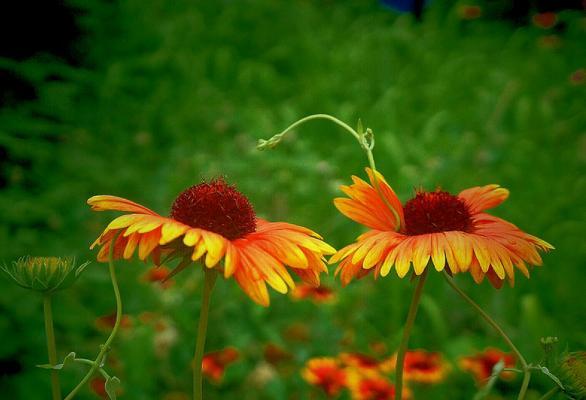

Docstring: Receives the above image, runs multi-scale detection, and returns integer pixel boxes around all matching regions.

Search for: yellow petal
[159,222,189,245]
[431,234,446,271]
[202,231,227,268]
[183,229,201,247]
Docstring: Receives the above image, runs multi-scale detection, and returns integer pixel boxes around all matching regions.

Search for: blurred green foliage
[0,1,584,399]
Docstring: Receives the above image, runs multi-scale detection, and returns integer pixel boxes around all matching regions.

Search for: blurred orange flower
[302,357,347,397]
[292,282,336,303]
[95,312,132,331]
[88,178,335,306]
[331,168,552,288]
[264,343,293,365]
[570,68,585,85]
[388,350,450,384]
[339,352,393,375]
[459,348,516,385]
[90,377,107,398]
[201,347,240,383]
[142,265,174,288]
[458,5,482,20]
[532,12,558,29]
[347,373,411,400]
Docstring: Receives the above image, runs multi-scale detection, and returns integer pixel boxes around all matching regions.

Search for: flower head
[387,350,450,384]
[557,352,586,399]
[1,256,90,294]
[459,348,516,385]
[88,178,335,306]
[331,168,553,288]
[302,357,347,397]
[201,347,240,383]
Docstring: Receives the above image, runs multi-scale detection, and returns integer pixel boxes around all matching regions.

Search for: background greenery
[0,1,584,399]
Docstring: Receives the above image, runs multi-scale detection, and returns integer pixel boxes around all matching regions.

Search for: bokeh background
[0,1,584,399]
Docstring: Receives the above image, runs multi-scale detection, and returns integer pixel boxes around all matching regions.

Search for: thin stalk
[395,269,429,399]
[64,238,122,400]
[264,114,402,230]
[538,387,559,400]
[443,273,531,400]
[44,294,62,400]
[193,269,217,400]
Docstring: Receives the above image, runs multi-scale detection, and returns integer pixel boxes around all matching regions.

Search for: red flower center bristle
[171,178,256,240]
[403,190,473,236]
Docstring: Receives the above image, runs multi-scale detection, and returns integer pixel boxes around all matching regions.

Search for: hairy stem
[44,294,62,400]
[193,269,217,400]
[395,269,429,399]
[443,273,531,400]
[64,238,122,400]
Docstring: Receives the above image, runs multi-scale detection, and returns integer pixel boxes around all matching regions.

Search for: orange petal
[87,195,158,215]
[458,185,509,213]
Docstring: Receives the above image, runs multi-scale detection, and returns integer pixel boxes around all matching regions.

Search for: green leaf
[105,376,121,400]
[540,366,566,390]
[357,118,364,135]
[36,352,76,370]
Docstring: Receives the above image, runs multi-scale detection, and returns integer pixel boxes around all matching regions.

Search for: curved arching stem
[64,235,123,400]
[443,273,531,400]
[259,114,402,231]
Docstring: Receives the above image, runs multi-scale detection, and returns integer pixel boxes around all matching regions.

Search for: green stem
[262,114,402,230]
[538,387,559,400]
[44,294,62,400]
[395,269,429,400]
[64,237,123,400]
[443,273,531,400]
[193,269,217,400]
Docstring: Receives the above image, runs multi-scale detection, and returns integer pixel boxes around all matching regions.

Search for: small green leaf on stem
[105,376,121,400]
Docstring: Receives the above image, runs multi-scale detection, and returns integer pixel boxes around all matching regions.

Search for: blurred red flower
[459,348,516,385]
[302,358,347,397]
[201,347,240,383]
[388,350,450,383]
[291,282,336,303]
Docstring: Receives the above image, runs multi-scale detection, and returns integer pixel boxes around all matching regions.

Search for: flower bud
[1,256,89,293]
[558,352,586,399]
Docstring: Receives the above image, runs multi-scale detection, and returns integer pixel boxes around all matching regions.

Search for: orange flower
[387,350,450,384]
[339,352,392,375]
[264,343,293,365]
[201,347,240,383]
[95,312,133,331]
[88,178,335,306]
[459,348,516,385]
[532,12,558,29]
[90,377,107,398]
[458,5,482,20]
[291,282,336,303]
[331,168,552,288]
[142,265,174,288]
[302,357,347,397]
[347,373,411,400]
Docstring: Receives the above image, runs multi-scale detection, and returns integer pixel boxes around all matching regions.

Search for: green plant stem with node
[443,272,531,400]
[64,235,123,400]
[258,114,402,230]
[43,294,62,400]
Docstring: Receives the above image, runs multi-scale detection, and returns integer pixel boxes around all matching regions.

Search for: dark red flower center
[171,178,256,240]
[403,190,473,236]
